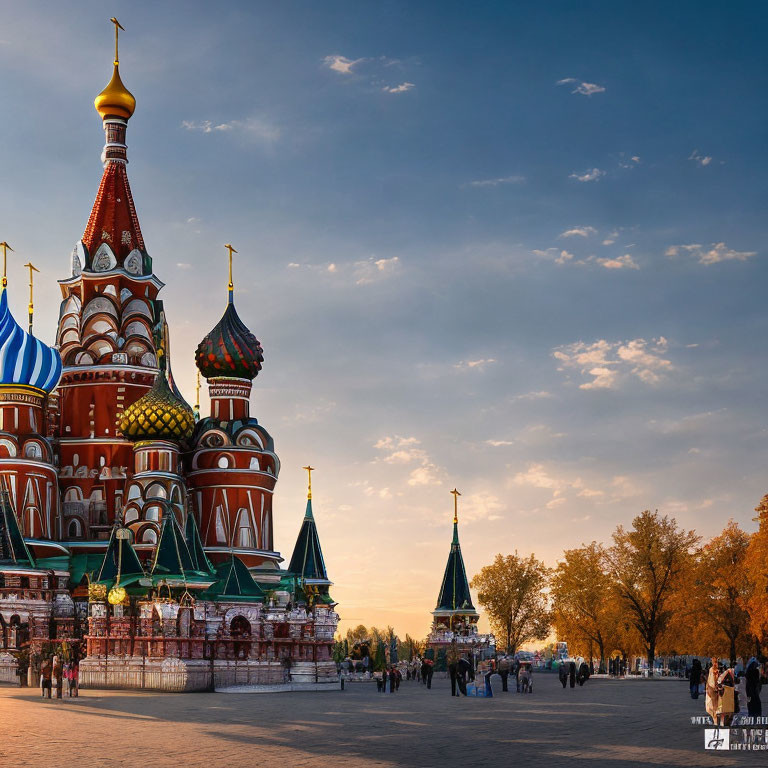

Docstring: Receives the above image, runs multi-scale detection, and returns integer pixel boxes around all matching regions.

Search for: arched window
[67,519,82,538]
[145,506,161,522]
[217,456,230,469]
[214,506,227,543]
[141,528,158,544]
[236,509,253,548]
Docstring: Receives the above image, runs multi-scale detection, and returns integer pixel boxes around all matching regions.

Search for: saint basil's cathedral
[0,23,338,690]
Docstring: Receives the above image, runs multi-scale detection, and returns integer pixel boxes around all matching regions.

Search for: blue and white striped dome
[0,289,62,392]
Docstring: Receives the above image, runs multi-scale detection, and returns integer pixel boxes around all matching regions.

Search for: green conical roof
[95,526,145,584]
[288,498,329,582]
[152,512,196,577]
[0,489,35,567]
[435,519,475,611]
[184,512,214,575]
[202,555,265,601]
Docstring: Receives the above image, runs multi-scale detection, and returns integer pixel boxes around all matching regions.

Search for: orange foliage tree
[603,510,699,675]
[745,495,768,654]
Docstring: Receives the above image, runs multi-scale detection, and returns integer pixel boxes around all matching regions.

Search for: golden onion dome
[94,64,136,120]
[118,370,194,442]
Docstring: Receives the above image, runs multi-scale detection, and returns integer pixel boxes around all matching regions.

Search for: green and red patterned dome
[195,300,264,381]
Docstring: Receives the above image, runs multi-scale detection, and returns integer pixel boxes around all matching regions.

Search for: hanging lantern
[108,585,126,605]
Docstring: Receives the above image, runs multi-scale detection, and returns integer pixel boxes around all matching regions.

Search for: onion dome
[94,63,136,120]
[0,289,62,392]
[118,368,194,441]
[195,301,264,380]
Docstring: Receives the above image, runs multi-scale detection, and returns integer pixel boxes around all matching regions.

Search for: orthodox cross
[225,243,237,303]
[110,17,125,66]
[451,487,461,524]
[0,242,12,288]
[303,465,315,499]
[23,262,39,334]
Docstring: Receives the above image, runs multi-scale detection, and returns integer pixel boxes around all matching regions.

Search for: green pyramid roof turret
[435,509,475,612]
[288,497,330,583]
[202,555,265,601]
[0,488,35,567]
[95,526,145,585]
[184,511,214,574]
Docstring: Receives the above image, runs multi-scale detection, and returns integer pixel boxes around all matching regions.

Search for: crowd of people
[689,657,763,724]
[557,659,591,689]
[38,655,79,700]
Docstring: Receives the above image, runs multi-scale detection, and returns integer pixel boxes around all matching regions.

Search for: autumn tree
[690,520,753,665]
[745,495,768,653]
[471,553,550,653]
[603,510,698,675]
[550,542,612,670]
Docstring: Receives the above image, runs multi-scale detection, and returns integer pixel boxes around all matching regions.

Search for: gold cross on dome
[303,465,315,499]
[23,262,39,334]
[225,243,237,302]
[110,17,125,66]
[451,488,461,524]
[0,242,13,288]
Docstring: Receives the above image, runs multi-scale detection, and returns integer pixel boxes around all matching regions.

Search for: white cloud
[382,82,415,94]
[354,255,400,284]
[689,149,713,167]
[374,436,443,487]
[666,242,756,266]
[513,390,553,401]
[569,168,605,182]
[460,492,505,522]
[532,248,575,265]
[553,337,673,390]
[181,118,279,142]
[596,253,639,270]
[454,358,497,370]
[176,262,192,270]
[469,175,526,187]
[485,439,514,447]
[324,55,364,74]
[631,156,641,163]
[559,226,597,238]
[556,78,606,96]
[327,263,337,273]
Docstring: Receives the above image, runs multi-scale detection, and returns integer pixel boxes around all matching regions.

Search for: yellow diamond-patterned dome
[118,370,194,442]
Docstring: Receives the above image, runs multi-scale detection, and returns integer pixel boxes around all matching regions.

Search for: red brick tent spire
[81,17,149,273]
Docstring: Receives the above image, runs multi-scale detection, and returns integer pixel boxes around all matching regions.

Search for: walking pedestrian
[52,655,63,699]
[690,658,702,700]
[569,660,576,689]
[746,657,762,717]
[447,641,460,697]
[498,654,511,692]
[558,661,568,689]
[68,662,79,697]
[40,658,52,699]
[424,658,434,689]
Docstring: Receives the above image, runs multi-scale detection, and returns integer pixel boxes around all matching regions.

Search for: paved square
[0,674,760,767]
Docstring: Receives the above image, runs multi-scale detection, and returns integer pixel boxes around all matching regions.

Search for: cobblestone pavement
[0,674,761,767]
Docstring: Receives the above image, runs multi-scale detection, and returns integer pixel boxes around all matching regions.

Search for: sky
[0,1,766,640]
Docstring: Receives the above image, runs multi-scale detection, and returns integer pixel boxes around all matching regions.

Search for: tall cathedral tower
[54,22,162,544]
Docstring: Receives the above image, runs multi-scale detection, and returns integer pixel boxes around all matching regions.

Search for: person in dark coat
[457,656,471,696]
[498,655,511,692]
[578,662,590,686]
[569,660,576,688]
[558,661,568,689]
[424,658,434,689]
[690,658,703,700]
[746,657,762,717]
[447,641,461,696]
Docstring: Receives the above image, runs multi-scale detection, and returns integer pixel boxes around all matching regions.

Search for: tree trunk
[598,638,605,674]
[647,640,655,677]
[729,637,736,669]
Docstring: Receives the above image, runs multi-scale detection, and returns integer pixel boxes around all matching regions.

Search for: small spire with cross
[23,262,39,335]
[303,465,315,502]
[225,243,237,304]
[0,242,13,289]
[110,17,125,66]
[451,487,461,525]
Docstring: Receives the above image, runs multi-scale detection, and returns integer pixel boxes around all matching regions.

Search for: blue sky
[0,1,766,637]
